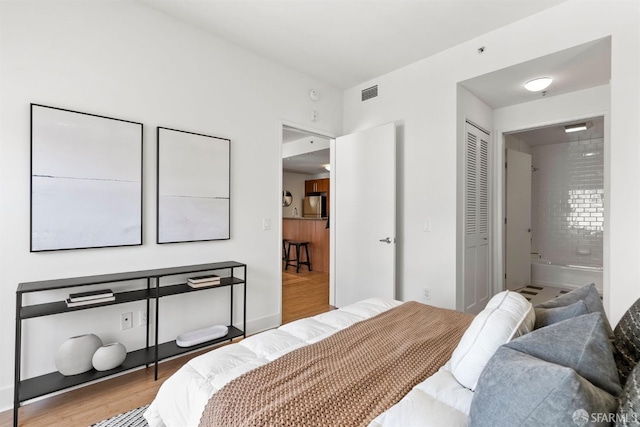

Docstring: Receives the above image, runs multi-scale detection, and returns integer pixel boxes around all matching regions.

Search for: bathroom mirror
[282,190,293,207]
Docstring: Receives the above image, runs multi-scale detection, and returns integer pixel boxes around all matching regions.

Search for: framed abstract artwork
[30,104,143,252]
[156,127,230,243]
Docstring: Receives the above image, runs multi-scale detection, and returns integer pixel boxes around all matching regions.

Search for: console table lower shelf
[18,325,244,403]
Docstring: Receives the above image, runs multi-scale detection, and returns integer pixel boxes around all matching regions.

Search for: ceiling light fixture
[524,77,553,92]
[564,123,588,133]
[323,164,330,171]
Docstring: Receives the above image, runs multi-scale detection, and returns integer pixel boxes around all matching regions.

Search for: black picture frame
[156,127,230,244]
[30,104,143,252]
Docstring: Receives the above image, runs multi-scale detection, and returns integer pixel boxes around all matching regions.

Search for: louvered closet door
[463,122,490,314]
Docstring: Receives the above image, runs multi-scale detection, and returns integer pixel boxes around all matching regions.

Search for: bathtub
[531,258,603,292]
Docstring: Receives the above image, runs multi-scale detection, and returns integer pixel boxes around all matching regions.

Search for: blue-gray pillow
[506,312,621,396]
[534,299,589,329]
[616,361,640,426]
[536,283,613,339]
[613,297,640,386]
[469,347,618,426]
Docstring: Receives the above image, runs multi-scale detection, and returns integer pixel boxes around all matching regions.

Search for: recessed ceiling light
[564,123,588,133]
[323,164,330,171]
[524,77,553,92]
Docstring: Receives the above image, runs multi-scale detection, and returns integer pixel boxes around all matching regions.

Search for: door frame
[278,120,336,323]
[492,111,610,299]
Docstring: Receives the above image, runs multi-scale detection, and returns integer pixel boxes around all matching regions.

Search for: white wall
[504,135,532,154]
[0,0,343,410]
[343,0,639,325]
[282,172,307,217]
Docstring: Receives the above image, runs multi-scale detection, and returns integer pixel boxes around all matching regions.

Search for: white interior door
[463,122,490,314]
[505,149,532,290]
[333,123,396,308]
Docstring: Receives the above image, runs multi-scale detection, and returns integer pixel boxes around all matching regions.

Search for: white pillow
[448,290,534,391]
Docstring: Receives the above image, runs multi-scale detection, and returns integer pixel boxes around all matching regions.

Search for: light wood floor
[0,268,330,427]
[282,267,331,324]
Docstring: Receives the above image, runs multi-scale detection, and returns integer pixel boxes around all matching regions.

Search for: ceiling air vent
[361,85,378,101]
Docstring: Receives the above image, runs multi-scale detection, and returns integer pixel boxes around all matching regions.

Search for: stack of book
[188,274,221,288]
[66,289,115,307]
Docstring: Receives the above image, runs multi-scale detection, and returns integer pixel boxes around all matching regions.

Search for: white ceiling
[139,0,611,172]
[283,148,330,175]
[510,116,604,146]
[139,0,567,89]
[460,37,611,109]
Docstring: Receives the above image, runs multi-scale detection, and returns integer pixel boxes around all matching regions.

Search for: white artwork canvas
[157,127,230,243]
[31,104,143,251]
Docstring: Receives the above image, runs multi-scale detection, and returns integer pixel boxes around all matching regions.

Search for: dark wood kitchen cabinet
[305,178,329,195]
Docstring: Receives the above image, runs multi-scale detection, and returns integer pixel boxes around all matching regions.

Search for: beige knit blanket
[199,301,472,427]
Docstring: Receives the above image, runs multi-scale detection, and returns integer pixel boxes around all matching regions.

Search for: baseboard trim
[245,313,281,335]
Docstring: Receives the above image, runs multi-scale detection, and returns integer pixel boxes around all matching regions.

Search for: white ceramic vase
[55,334,103,376]
[92,342,127,371]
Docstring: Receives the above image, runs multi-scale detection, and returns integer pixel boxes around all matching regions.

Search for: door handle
[379,237,392,244]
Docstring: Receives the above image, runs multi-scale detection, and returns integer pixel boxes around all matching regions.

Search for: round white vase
[55,334,103,376]
[92,343,127,371]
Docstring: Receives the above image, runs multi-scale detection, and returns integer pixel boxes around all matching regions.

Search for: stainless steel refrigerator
[303,195,327,218]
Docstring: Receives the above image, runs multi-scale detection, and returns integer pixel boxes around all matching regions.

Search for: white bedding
[145,297,419,427]
[144,298,484,427]
[145,292,534,427]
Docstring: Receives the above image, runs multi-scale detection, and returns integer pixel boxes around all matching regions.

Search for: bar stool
[285,241,311,273]
[282,239,288,261]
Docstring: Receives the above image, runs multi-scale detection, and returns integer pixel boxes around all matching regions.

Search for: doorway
[503,116,605,294]
[280,122,397,319]
[281,124,332,323]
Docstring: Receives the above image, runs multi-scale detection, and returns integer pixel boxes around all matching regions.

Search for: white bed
[145,294,534,427]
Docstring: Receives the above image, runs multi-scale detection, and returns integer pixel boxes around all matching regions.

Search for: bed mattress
[144,297,473,427]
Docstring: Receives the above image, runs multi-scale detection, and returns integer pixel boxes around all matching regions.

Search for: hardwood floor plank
[0,268,330,426]
[282,268,331,324]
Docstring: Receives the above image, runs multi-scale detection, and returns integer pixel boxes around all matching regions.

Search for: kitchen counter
[283,217,328,220]
[283,218,329,272]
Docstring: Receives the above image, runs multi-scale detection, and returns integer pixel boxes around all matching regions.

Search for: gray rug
[91,404,149,427]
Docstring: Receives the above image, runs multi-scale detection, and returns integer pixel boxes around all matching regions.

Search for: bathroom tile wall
[531,137,604,266]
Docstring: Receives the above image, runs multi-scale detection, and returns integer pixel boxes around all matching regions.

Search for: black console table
[13,261,246,427]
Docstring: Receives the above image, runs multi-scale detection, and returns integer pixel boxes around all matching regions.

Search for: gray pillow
[469,347,618,426]
[506,312,621,396]
[616,361,640,426]
[536,283,613,339]
[613,297,640,386]
[534,299,589,329]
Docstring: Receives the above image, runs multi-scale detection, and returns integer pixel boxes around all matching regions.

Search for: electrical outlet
[138,310,147,327]
[121,312,133,330]
[423,287,431,301]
